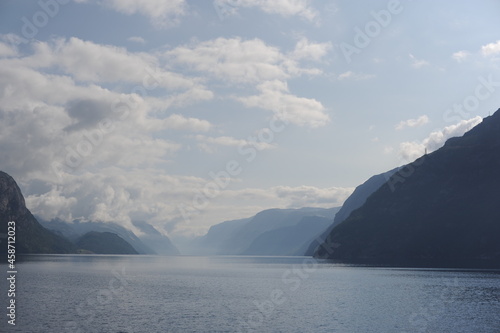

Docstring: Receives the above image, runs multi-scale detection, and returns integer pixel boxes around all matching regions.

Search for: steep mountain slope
[315,110,500,268]
[192,217,252,255]
[194,207,339,255]
[0,171,75,257]
[76,231,138,254]
[304,168,398,256]
[132,221,180,255]
[243,216,332,256]
[41,218,180,255]
[41,219,153,254]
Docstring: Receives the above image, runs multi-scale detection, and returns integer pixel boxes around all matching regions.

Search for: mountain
[193,207,339,255]
[132,221,180,255]
[244,216,332,256]
[40,218,179,255]
[76,231,138,254]
[315,110,500,268]
[0,171,76,257]
[304,168,398,256]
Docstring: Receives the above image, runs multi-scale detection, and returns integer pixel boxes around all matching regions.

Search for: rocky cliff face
[0,171,76,256]
[315,110,500,268]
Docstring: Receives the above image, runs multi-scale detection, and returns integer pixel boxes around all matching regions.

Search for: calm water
[1,255,499,333]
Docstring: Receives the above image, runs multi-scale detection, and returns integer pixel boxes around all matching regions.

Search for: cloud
[399,116,482,161]
[163,114,212,132]
[238,80,330,128]
[165,37,325,84]
[452,50,469,63]
[481,40,500,57]
[213,0,318,21]
[0,35,330,240]
[102,0,187,28]
[0,41,17,57]
[165,37,329,128]
[128,36,146,44]
[172,184,354,236]
[194,134,275,153]
[166,37,287,83]
[271,185,354,208]
[0,34,333,240]
[409,53,429,69]
[395,115,429,130]
[26,170,353,238]
[25,169,209,232]
[291,37,332,61]
[0,36,213,183]
[15,37,207,103]
[337,71,375,81]
[451,41,500,64]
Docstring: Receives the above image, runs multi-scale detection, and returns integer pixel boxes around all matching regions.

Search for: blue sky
[1,0,500,239]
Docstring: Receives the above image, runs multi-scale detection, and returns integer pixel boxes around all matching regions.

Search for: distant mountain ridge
[192,207,340,256]
[315,110,500,268]
[40,218,179,255]
[0,170,168,256]
[76,231,138,254]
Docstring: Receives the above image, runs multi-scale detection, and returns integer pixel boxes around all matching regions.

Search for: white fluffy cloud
[395,115,429,130]
[0,35,218,235]
[0,41,17,57]
[0,34,336,239]
[337,71,375,81]
[127,36,146,44]
[451,40,500,64]
[166,37,330,128]
[481,40,500,57]
[399,116,483,161]
[173,184,354,236]
[452,50,470,63]
[194,134,275,153]
[238,80,330,127]
[166,37,326,84]
[101,0,187,27]
[291,37,332,61]
[214,0,318,21]
[409,53,429,69]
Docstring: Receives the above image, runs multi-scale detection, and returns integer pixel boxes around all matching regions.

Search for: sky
[1,0,500,241]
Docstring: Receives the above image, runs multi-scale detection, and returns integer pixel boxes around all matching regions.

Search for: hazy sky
[1,0,499,239]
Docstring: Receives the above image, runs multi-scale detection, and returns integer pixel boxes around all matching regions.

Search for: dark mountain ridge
[304,168,398,256]
[193,207,339,255]
[0,171,75,257]
[39,218,179,255]
[315,110,500,268]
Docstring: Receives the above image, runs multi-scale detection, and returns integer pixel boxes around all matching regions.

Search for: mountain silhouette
[315,110,500,268]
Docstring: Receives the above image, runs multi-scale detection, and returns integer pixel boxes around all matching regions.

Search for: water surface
[1,255,499,332]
